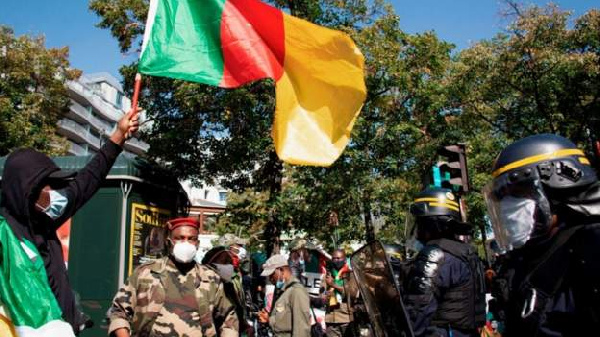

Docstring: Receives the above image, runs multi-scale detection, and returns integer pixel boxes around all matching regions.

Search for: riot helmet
[406,188,470,250]
[483,134,597,252]
[383,243,404,261]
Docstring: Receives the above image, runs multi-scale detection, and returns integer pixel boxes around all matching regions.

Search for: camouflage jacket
[108,257,238,337]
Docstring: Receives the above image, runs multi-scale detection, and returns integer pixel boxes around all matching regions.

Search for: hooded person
[0,109,139,334]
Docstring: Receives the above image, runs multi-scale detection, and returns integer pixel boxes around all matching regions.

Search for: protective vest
[429,239,486,331]
[496,223,600,336]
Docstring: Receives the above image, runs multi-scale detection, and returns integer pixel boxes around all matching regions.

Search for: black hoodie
[0,140,122,333]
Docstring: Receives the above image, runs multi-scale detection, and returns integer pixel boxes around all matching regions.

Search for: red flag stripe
[219,0,285,87]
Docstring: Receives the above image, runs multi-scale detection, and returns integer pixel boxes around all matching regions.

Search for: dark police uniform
[403,188,486,337]
[484,134,600,336]
[404,239,486,337]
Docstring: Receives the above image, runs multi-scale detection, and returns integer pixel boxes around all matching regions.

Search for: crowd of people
[0,105,598,337]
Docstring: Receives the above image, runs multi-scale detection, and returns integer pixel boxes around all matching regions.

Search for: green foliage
[449,5,600,231]
[0,26,78,156]
[91,0,600,252]
[90,0,148,53]
[216,4,460,248]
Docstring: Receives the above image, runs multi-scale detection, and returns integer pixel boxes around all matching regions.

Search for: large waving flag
[139,0,366,166]
[0,217,75,337]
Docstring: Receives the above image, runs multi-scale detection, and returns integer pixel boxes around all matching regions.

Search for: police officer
[403,188,486,337]
[484,134,600,336]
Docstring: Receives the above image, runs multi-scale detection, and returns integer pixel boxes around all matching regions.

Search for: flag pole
[126,73,143,139]
[131,72,142,113]
[118,72,142,283]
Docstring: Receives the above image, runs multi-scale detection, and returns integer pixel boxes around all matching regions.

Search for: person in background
[258,254,310,337]
[322,249,353,337]
[204,235,255,337]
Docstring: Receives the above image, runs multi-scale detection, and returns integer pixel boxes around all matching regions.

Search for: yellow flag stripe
[272,13,366,166]
[0,314,16,337]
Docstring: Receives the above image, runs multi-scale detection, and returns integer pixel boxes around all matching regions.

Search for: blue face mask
[276,280,285,289]
[38,189,69,220]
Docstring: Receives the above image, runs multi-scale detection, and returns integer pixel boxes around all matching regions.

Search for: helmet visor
[483,173,552,252]
[404,212,423,256]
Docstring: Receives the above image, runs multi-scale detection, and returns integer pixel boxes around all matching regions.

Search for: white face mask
[498,196,537,249]
[172,241,198,263]
[237,247,247,260]
[36,188,69,220]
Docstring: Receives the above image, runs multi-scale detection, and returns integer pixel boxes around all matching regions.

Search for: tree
[214,4,461,248]
[0,26,80,156]
[452,4,600,155]
[91,0,464,249]
[445,5,600,241]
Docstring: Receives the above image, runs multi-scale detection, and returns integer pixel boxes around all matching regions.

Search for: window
[219,192,227,202]
[115,92,123,109]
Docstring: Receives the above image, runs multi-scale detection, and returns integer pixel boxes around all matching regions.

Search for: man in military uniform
[218,234,252,320]
[258,254,310,337]
[485,134,600,336]
[403,188,486,337]
[108,217,238,337]
[203,235,254,337]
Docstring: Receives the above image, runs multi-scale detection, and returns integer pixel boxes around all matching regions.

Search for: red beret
[166,217,199,231]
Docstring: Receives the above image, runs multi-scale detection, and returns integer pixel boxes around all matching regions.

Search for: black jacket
[0,140,122,332]
[404,239,486,337]
[492,222,600,337]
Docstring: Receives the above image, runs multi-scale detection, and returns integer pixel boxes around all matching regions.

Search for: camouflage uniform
[108,257,238,337]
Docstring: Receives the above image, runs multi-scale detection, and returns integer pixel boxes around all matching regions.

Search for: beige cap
[260,254,288,276]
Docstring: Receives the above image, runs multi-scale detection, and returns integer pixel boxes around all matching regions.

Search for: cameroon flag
[139,0,366,166]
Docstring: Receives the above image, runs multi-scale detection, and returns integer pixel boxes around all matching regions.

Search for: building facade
[58,72,149,157]
[180,180,228,233]
[59,72,229,232]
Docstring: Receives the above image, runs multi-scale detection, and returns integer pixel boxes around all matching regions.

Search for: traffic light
[437,144,469,193]
[426,165,450,189]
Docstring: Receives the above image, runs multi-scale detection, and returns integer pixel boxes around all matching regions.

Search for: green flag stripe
[0,217,63,328]
[139,0,226,85]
